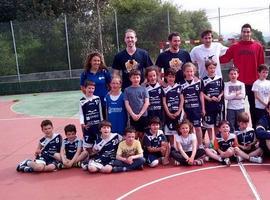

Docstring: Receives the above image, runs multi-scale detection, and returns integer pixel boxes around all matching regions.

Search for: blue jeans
[113,157,145,171]
[226,109,244,132]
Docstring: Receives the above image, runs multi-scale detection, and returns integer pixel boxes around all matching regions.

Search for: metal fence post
[113,8,120,52]
[64,15,72,78]
[10,20,20,82]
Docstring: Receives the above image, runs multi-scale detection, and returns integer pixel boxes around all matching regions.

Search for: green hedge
[0,78,80,95]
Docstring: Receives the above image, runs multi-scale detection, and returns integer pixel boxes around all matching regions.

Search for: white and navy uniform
[143,130,167,163]
[79,95,103,148]
[256,115,270,153]
[62,137,82,160]
[145,83,164,122]
[163,83,182,132]
[235,127,256,153]
[181,79,203,127]
[36,133,62,165]
[202,75,224,128]
[215,133,236,152]
[90,133,122,167]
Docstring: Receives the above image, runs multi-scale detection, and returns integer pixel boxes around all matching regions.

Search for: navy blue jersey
[92,133,122,165]
[256,115,270,140]
[181,79,202,111]
[39,133,62,157]
[80,96,102,126]
[62,137,82,160]
[163,83,181,130]
[235,127,256,146]
[143,130,167,149]
[112,48,153,89]
[145,83,164,120]
[156,49,191,83]
[215,133,236,152]
[202,75,224,112]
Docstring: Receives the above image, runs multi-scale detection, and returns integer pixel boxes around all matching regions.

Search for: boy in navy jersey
[162,68,183,145]
[79,80,103,153]
[16,120,62,172]
[60,124,88,168]
[144,66,164,122]
[181,62,205,147]
[202,60,224,146]
[235,112,263,163]
[143,117,170,167]
[87,120,122,173]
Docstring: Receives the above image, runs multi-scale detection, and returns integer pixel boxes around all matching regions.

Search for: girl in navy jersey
[105,75,127,135]
[162,68,183,145]
[144,66,164,123]
[171,119,205,166]
[181,62,205,147]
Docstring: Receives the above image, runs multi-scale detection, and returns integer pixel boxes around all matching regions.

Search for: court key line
[116,164,270,200]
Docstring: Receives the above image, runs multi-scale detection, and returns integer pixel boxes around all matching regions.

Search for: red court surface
[1,99,270,200]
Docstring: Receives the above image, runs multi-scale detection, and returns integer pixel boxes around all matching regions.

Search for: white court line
[116,164,270,200]
[239,162,262,200]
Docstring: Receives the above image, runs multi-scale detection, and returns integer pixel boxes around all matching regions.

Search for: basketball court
[0,91,269,200]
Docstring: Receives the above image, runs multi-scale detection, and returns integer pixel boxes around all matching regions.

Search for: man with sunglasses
[220,24,265,129]
[190,30,228,79]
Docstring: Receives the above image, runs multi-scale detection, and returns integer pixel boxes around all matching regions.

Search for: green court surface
[0,90,82,118]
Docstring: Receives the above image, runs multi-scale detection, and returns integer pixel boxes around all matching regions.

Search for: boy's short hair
[257,64,269,73]
[228,67,239,74]
[149,117,161,126]
[129,69,141,78]
[145,66,159,78]
[165,68,176,76]
[168,32,180,41]
[177,119,193,135]
[241,23,252,31]
[64,124,77,133]
[124,127,136,135]
[99,120,112,130]
[218,120,230,128]
[201,30,213,38]
[205,59,217,69]
[84,80,95,88]
[41,119,53,128]
[237,112,250,123]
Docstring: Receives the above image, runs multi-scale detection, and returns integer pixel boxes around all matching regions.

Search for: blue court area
[1,90,82,117]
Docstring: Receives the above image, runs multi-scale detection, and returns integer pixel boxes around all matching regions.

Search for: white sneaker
[149,159,159,167]
[204,156,209,162]
[223,158,231,166]
[249,156,263,164]
[174,160,180,166]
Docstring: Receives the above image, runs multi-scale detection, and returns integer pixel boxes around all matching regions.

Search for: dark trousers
[113,157,145,171]
[170,148,205,166]
[246,85,256,129]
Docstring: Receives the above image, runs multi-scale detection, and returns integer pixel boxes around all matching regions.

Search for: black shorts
[35,154,59,167]
[185,108,202,127]
[204,110,222,128]
[130,116,148,132]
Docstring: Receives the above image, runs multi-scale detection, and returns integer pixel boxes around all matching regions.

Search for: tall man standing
[190,30,228,79]
[112,29,153,89]
[220,24,265,128]
[156,32,191,84]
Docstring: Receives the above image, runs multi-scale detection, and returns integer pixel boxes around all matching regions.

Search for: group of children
[17,60,270,173]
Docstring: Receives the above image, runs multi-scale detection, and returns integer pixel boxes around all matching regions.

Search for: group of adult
[80,24,265,128]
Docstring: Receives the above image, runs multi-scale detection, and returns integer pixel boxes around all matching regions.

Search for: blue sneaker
[16,159,31,172]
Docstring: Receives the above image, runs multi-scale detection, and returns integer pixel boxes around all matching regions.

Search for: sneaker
[23,166,33,173]
[161,157,170,165]
[236,156,244,163]
[81,162,88,171]
[174,160,180,166]
[16,159,31,172]
[112,166,127,173]
[57,163,64,169]
[204,156,209,162]
[149,159,159,167]
[193,159,204,166]
[222,158,231,166]
[73,162,81,168]
[249,156,263,164]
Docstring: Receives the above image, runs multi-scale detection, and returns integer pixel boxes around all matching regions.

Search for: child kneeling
[142,117,170,167]
[171,119,205,166]
[17,120,62,172]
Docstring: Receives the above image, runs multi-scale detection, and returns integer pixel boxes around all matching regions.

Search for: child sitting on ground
[17,120,62,172]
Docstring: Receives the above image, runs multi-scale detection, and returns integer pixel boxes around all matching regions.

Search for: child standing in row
[163,68,182,145]
[202,60,224,146]
[144,66,164,121]
[235,112,263,163]
[60,124,88,168]
[252,64,270,125]
[105,75,127,135]
[171,120,205,166]
[124,69,150,140]
[224,67,246,132]
[181,62,205,147]
[17,120,62,172]
[79,80,103,153]
[142,117,170,167]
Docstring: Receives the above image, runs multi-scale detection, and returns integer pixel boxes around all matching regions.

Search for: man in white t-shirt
[190,30,227,79]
